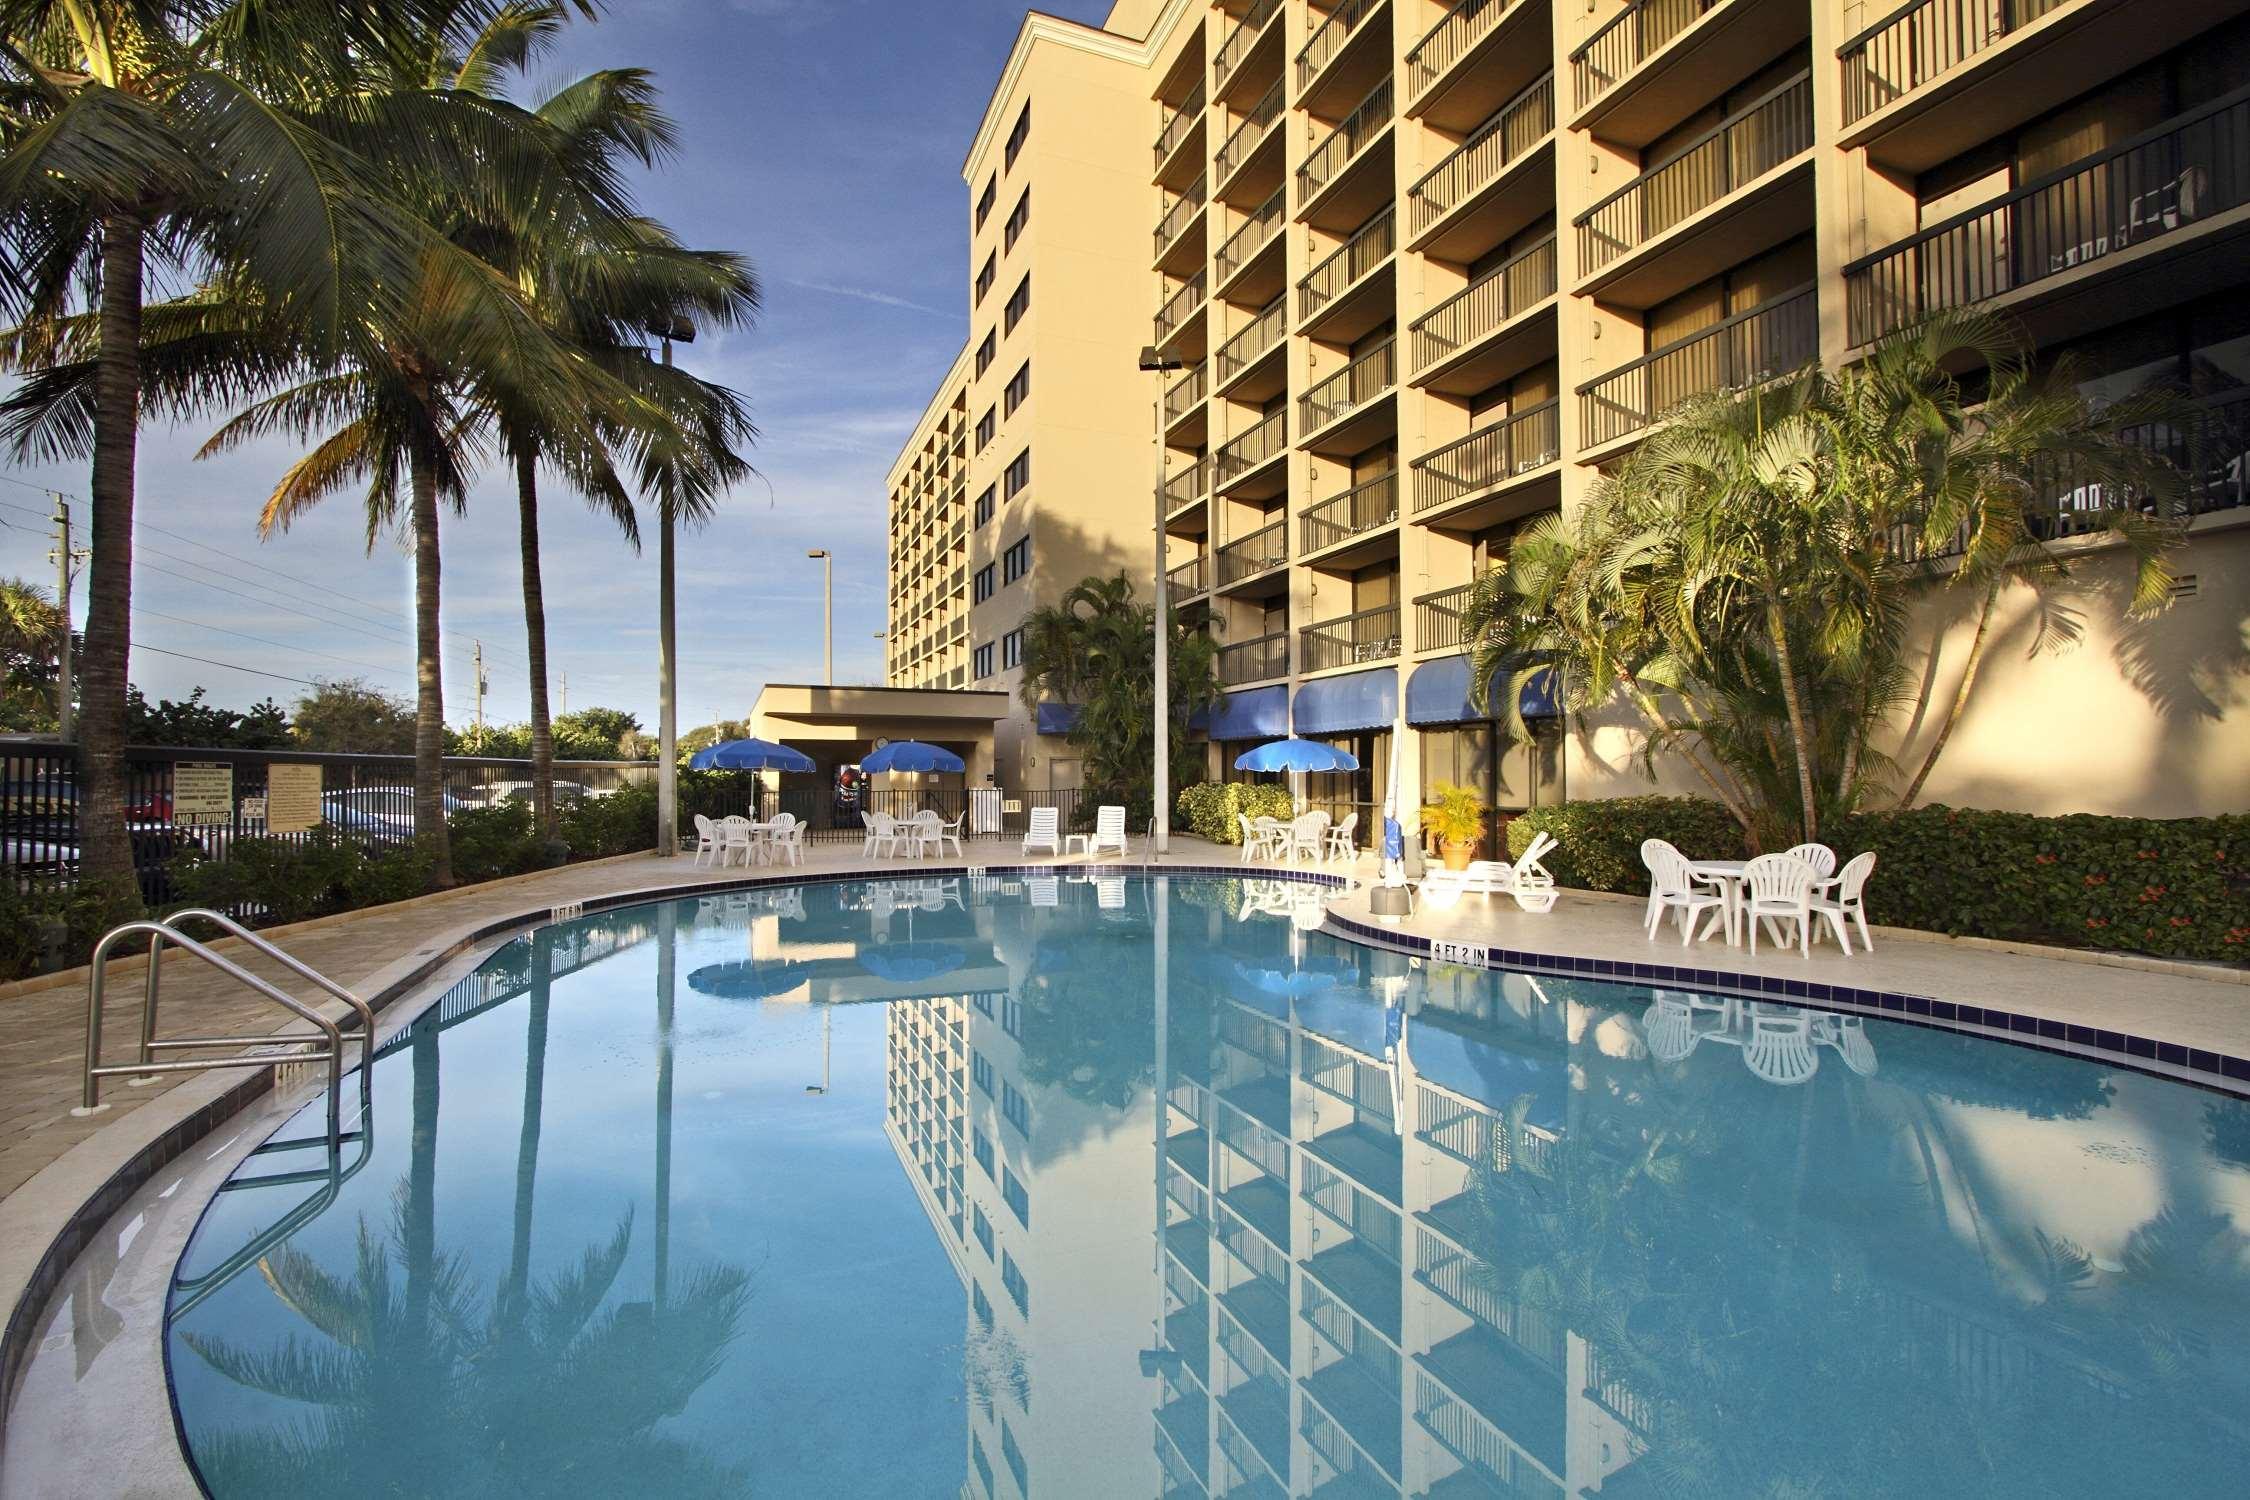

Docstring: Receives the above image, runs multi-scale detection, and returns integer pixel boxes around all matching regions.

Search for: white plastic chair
[1236,813,1272,863]
[1245,815,1285,863]
[1781,842,1839,880]
[1743,853,1820,957]
[1322,813,1359,864]
[769,812,804,867]
[906,809,943,857]
[861,811,900,859]
[718,814,757,869]
[1808,851,1877,955]
[1285,812,1329,864]
[690,813,720,868]
[1642,839,1725,945]
[1744,1005,1820,1085]
[1022,806,1061,856]
[1641,994,1700,1063]
[925,812,965,858]
[1091,804,1130,857]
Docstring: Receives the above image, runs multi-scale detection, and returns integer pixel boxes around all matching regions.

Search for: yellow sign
[265,763,324,833]
[172,762,235,827]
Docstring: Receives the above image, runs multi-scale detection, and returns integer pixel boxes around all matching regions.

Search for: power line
[131,607,413,684]
[132,643,324,688]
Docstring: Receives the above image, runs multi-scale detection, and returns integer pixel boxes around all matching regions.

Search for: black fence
[684,784,1094,845]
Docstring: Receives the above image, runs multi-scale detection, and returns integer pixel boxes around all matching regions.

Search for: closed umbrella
[1380,713,1409,889]
[1232,737,1358,817]
[687,737,815,772]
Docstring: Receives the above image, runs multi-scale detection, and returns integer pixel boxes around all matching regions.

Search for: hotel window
[1001,1081,1031,1136]
[973,641,994,678]
[972,1051,994,1096]
[973,1282,993,1328]
[975,330,995,377]
[973,564,995,603]
[974,253,995,304]
[1004,191,1030,252]
[1002,994,1021,1039]
[972,1204,994,1257]
[976,406,995,449]
[1001,629,1024,669]
[1001,1253,1030,1317]
[974,485,995,525]
[975,173,996,229]
[1004,275,1030,334]
[1002,1167,1031,1229]
[1003,362,1030,416]
[1004,101,1030,170]
[972,1127,995,1178]
[1002,535,1030,583]
[1003,449,1031,499]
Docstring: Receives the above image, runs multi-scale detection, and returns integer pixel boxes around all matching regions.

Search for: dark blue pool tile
[2038,1019,2064,1040]
[2011,1014,2038,1035]
[2190,1049,2220,1073]
[1930,1001,1956,1021]
[2094,1028,2125,1052]
[2157,1042,2188,1066]
[2222,1055,2250,1081]
[2067,1025,2094,1046]
[1905,996,1931,1016]
[2126,1036,2157,1058]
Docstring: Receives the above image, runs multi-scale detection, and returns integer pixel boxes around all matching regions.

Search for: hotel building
[887,0,2250,833]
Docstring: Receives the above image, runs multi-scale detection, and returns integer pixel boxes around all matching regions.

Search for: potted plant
[1420,781,1487,871]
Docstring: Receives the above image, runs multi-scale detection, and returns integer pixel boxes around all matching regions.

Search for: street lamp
[807,549,833,685]
[646,314,696,859]
[1139,345,1187,856]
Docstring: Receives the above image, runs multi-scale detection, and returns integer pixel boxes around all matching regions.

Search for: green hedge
[1176,781,1296,844]
[169,824,436,932]
[1508,797,2249,962]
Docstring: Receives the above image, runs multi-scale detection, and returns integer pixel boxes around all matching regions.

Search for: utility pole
[1138,347,1186,855]
[472,639,489,740]
[807,549,833,685]
[48,498,77,739]
[558,670,568,716]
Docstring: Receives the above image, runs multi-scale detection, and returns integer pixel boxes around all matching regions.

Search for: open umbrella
[687,959,808,1000]
[860,740,965,775]
[1233,737,1358,816]
[859,942,966,984]
[688,737,815,772]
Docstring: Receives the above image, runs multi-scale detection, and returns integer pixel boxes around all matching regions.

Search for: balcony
[1297,77,1394,231]
[1155,81,1206,183]
[1215,410,1289,497]
[1298,339,1396,455]
[1163,456,1210,517]
[1215,80,1285,205]
[1406,0,1551,130]
[1577,285,1815,450]
[1215,295,1288,398]
[1215,188,1287,305]
[1156,173,1208,274]
[1568,0,1809,149]
[1410,235,1557,394]
[1413,581,1477,654]
[1573,70,1814,308]
[1167,552,1210,600]
[1155,269,1207,352]
[1216,518,1290,588]
[1411,399,1560,520]
[1165,360,1208,426]
[1214,0,1284,106]
[1844,86,2250,348]
[1301,605,1401,672]
[1219,629,1290,685]
[1301,471,1399,557]
[1405,73,1554,263]
[1298,207,1395,341]
[1297,0,1390,119]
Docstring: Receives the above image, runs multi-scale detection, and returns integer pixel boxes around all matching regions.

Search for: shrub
[1509,797,2249,961]
[558,781,661,858]
[1176,781,1296,844]
[446,802,555,884]
[170,825,434,931]
[0,882,127,981]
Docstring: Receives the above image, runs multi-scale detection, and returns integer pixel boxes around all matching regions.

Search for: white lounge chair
[1022,806,1061,856]
[1808,851,1877,955]
[1028,875,1059,907]
[1419,831,1561,912]
[1642,838,1725,944]
[1090,804,1130,857]
[690,813,721,868]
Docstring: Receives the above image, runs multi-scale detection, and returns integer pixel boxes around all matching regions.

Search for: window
[974,485,996,525]
[972,1437,994,1499]
[972,1051,994,1096]
[974,253,995,305]
[975,330,995,377]
[1002,535,1031,582]
[1005,102,1030,170]
[976,406,995,450]
[972,1203,995,1257]
[1004,191,1030,252]
[1002,1167,1031,1229]
[1001,1081,1031,1137]
[1003,362,1030,417]
[1001,1254,1030,1318]
[973,641,994,678]
[1001,630,1024,670]
[973,1282,994,1328]
[972,1127,995,1178]
[1004,275,1030,334]
[971,990,995,1018]
[973,564,995,603]
[1002,994,1022,1039]
[975,174,996,228]
[1003,449,1031,500]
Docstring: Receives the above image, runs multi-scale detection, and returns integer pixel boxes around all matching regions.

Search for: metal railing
[1414,581,1478,652]
[1302,604,1402,671]
[1156,268,1206,341]
[1578,285,1816,447]
[1219,629,1291,685]
[1168,553,1210,596]
[1165,360,1208,423]
[1156,173,1207,260]
[1413,399,1560,510]
[1216,188,1286,286]
[1571,0,1724,111]
[1300,339,1396,433]
[1410,234,1556,371]
[1844,86,2250,345]
[1164,455,1210,510]
[1299,77,1393,201]
[1841,0,2073,127]
[1298,0,1380,91]
[1577,71,1813,275]
[1300,206,1395,320]
[1216,409,1289,485]
[1155,81,1206,166]
[1302,471,1399,552]
[1408,73,1554,234]
[1216,80,1284,184]
[1217,519,1290,584]
[1215,0,1283,92]
[1407,0,1523,98]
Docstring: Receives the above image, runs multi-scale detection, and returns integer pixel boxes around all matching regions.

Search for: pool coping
[5,858,2247,1489]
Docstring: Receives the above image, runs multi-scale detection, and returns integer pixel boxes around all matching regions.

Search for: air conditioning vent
[2169,574,2199,600]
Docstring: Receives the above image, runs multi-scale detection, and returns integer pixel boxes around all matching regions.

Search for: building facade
[890,0,2250,832]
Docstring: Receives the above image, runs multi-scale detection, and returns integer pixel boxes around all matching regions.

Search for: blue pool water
[167,875,2250,1497]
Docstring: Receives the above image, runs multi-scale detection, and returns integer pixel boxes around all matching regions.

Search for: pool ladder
[75,909,376,1146]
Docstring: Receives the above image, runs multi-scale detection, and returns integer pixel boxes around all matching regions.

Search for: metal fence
[706,785,1092,844]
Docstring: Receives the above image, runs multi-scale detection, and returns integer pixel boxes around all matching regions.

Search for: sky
[0,0,1118,736]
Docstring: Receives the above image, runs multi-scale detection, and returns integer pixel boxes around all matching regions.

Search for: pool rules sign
[171,762,234,827]
[265,763,323,833]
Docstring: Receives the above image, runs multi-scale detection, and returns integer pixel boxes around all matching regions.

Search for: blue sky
[0,0,1115,734]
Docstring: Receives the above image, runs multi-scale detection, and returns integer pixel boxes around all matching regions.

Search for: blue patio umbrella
[688,737,815,772]
[1232,959,1341,1001]
[1234,737,1359,817]
[687,959,808,1000]
[860,740,965,775]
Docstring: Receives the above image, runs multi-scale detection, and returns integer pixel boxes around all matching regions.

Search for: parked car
[471,780,590,808]
[321,787,470,843]
[2,812,202,901]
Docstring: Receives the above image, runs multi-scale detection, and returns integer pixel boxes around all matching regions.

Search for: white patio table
[1684,859,1747,944]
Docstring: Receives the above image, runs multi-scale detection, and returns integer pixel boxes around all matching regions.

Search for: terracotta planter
[1439,839,1476,871]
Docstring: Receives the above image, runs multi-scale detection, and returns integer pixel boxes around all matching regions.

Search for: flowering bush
[1175,781,1296,843]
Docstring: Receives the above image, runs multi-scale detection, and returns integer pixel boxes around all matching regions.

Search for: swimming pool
[165,873,2250,1496]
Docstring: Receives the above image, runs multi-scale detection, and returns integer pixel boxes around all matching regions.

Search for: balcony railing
[1298,0,1380,92]
[1165,361,1208,424]
[1577,71,1813,276]
[1217,518,1289,584]
[1570,0,1724,112]
[1407,73,1553,234]
[1412,399,1560,511]
[1156,173,1207,260]
[1299,207,1394,321]
[1216,188,1285,284]
[1298,77,1393,202]
[1156,269,1206,341]
[1155,82,1206,167]
[1413,581,1478,653]
[1215,0,1283,92]
[1844,85,2250,346]
[1578,285,1816,448]
[1217,80,1285,184]
[1301,604,1401,671]
[1216,410,1289,484]
[1216,295,1287,383]
[1840,0,2073,128]
[1411,235,1556,371]
[1167,553,1209,597]
[1407,0,1523,99]
[1299,339,1395,434]
[1219,628,1290,684]
[1163,456,1209,510]
[1301,471,1399,552]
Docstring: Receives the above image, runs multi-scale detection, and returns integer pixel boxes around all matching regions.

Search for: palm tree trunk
[1766,597,1819,843]
[405,1020,440,1331]
[408,414,454,885]
[1897,585,1997,809]
[1622,676,1756,835]
[505,931,551,1321]
[76,214,146,911]
[515,447,555,838]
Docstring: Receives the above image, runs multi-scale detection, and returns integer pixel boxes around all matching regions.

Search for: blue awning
[1292,667,1397,736]
[1406,655,1558,725]
[1035,702,1081,735]
[1202,684,1288,741]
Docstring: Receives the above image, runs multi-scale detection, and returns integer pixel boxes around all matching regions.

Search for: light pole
[807,549,833,685]
[1138,345,1186,855]
[648,315,696,859]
